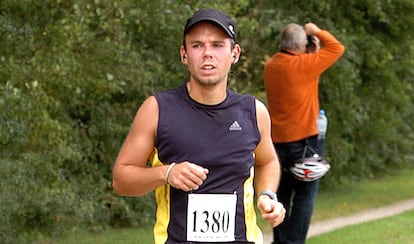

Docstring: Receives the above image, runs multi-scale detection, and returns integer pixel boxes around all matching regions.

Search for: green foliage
[243,0,414,187]
[1,0,413,242]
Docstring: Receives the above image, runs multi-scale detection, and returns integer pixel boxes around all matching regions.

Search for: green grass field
[312,168,414,222]
[307,209,414,243]
[56,168,414,243]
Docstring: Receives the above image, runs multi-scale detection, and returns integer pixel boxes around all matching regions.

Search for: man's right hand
[167,162,209,192]
[304,22,321,36]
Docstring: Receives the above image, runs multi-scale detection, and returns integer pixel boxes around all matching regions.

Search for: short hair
[279,23,306,51]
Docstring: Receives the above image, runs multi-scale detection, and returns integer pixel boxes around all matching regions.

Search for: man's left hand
[257,195,286,227]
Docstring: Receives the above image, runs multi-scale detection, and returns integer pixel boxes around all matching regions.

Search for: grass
[55,227,154,244]
[57,168,414,243]
[258,167,414,233]
[307,209,414,243]
[312,167,414,222]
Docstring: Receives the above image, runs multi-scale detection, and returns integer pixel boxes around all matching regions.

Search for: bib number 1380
[192,209,230,233]
[187,194,237,242]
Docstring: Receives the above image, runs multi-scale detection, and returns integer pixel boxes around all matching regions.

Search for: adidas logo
[229,121,242,131]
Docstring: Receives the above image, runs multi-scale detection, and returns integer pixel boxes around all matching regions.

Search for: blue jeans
[273,136,320,244]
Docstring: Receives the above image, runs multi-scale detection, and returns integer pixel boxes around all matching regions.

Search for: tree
[1,0,413,241]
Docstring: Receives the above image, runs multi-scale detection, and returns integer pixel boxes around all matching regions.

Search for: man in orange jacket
[263,22,345,244]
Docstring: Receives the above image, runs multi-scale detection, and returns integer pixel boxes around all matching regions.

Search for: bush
[0,0,413,241]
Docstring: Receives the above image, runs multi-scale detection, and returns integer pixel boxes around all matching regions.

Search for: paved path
[263,198,414,243]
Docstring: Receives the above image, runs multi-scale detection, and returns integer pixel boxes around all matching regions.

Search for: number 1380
[192,210,230,233]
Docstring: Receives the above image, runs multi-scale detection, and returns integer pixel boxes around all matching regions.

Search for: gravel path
[263,198,414,243]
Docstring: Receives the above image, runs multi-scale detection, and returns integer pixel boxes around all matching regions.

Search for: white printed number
[187,194,236,242]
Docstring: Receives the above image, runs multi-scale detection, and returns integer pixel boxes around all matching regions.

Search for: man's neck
[186,81,227,105]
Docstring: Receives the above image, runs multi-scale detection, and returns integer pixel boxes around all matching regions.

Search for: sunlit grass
[312,168,414,222]
[307,209,414,243]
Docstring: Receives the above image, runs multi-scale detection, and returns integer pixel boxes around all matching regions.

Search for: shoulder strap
[302,139,319,159]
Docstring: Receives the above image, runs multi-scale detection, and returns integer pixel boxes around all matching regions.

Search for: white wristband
[165,163,176,184]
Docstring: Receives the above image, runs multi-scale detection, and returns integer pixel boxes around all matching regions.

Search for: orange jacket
[263,30,345,143]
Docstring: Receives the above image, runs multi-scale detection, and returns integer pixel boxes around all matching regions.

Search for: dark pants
[273,136,320,244]
[317,138,325,156]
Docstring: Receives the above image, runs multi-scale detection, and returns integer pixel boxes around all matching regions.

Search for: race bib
[187,193,237,242]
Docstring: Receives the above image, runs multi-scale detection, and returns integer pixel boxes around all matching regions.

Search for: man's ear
[231,44,241,64]
[232,54,238,64]
[180,46,187,64]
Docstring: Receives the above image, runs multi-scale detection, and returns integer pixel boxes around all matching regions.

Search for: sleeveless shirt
[150,83,263,243]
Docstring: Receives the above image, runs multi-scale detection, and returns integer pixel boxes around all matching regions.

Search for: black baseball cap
[183,8,237,41]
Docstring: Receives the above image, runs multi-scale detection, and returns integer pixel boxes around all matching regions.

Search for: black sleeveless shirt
[151,83,263,243]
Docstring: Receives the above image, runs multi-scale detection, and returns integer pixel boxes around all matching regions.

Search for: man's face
[181,22,240,87]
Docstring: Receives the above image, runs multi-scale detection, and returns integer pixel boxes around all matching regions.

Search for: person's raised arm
[303,22,345,74]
